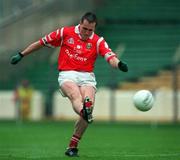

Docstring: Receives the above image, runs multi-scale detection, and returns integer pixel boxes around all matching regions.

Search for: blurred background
[0,0,179,123]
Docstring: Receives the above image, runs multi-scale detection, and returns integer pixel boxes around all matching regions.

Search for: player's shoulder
[91,32,99,39]
[93,33,104,42]
[63,26,75,31]
[93,32,100,39]
[61,26,75,36]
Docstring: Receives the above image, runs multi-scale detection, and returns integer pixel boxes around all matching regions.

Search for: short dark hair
[81,12,97,26]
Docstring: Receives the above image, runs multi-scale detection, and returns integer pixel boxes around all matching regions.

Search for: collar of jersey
[75,24,94,40]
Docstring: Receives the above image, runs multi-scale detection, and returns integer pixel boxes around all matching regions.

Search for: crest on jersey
[67,38,74,44]
[86,43,92,49]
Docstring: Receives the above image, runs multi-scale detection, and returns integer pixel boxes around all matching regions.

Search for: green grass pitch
[0,121,180,160]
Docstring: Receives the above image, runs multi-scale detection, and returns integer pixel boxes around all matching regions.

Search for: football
[133,90,154,111]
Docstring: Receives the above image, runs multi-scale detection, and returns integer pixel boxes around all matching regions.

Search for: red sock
[69,134,81,148]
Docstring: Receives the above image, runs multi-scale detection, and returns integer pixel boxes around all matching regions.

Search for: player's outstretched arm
[10,41,43,65]
[109,56,128,72]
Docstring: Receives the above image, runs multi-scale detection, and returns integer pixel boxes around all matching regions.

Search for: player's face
[79,19,96,40]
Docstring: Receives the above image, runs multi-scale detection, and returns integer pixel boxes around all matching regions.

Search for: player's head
[79,12,97,40]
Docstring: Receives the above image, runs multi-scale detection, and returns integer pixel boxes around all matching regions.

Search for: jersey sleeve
[39,28,64,48]
[97,38,117,62]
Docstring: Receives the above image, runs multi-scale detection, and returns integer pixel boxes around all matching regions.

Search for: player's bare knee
[69,91,82,102]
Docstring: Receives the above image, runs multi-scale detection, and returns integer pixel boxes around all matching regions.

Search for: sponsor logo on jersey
[74,45,82,54]
[65,49,87,62]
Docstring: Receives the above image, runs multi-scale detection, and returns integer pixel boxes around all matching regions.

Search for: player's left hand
[118,61,128,72]
[10,52,24,65]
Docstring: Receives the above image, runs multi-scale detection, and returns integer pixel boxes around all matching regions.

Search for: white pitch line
[123,153,180,157]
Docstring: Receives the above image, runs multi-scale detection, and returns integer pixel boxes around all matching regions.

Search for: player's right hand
[10,52,24,65]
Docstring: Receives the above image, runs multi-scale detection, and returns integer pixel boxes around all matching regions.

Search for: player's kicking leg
[81,96,93,123]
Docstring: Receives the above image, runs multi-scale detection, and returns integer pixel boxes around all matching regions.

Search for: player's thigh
[61,81,81,100]
[80,85,96,103]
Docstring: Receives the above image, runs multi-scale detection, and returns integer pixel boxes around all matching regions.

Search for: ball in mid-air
[133,90,154,111]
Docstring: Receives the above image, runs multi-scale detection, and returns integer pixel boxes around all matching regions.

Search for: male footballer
[11,12,128,157]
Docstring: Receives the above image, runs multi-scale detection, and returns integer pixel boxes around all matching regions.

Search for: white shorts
[58,71,97,96]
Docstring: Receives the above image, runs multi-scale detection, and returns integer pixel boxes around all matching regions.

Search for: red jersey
[39,25,116,72]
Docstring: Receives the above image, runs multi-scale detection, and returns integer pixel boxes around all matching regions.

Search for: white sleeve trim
[96,37,104,54]
[42,36,55,48]
[48,34,53,41]
[60,27,64,46]
[56,29,60,37]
